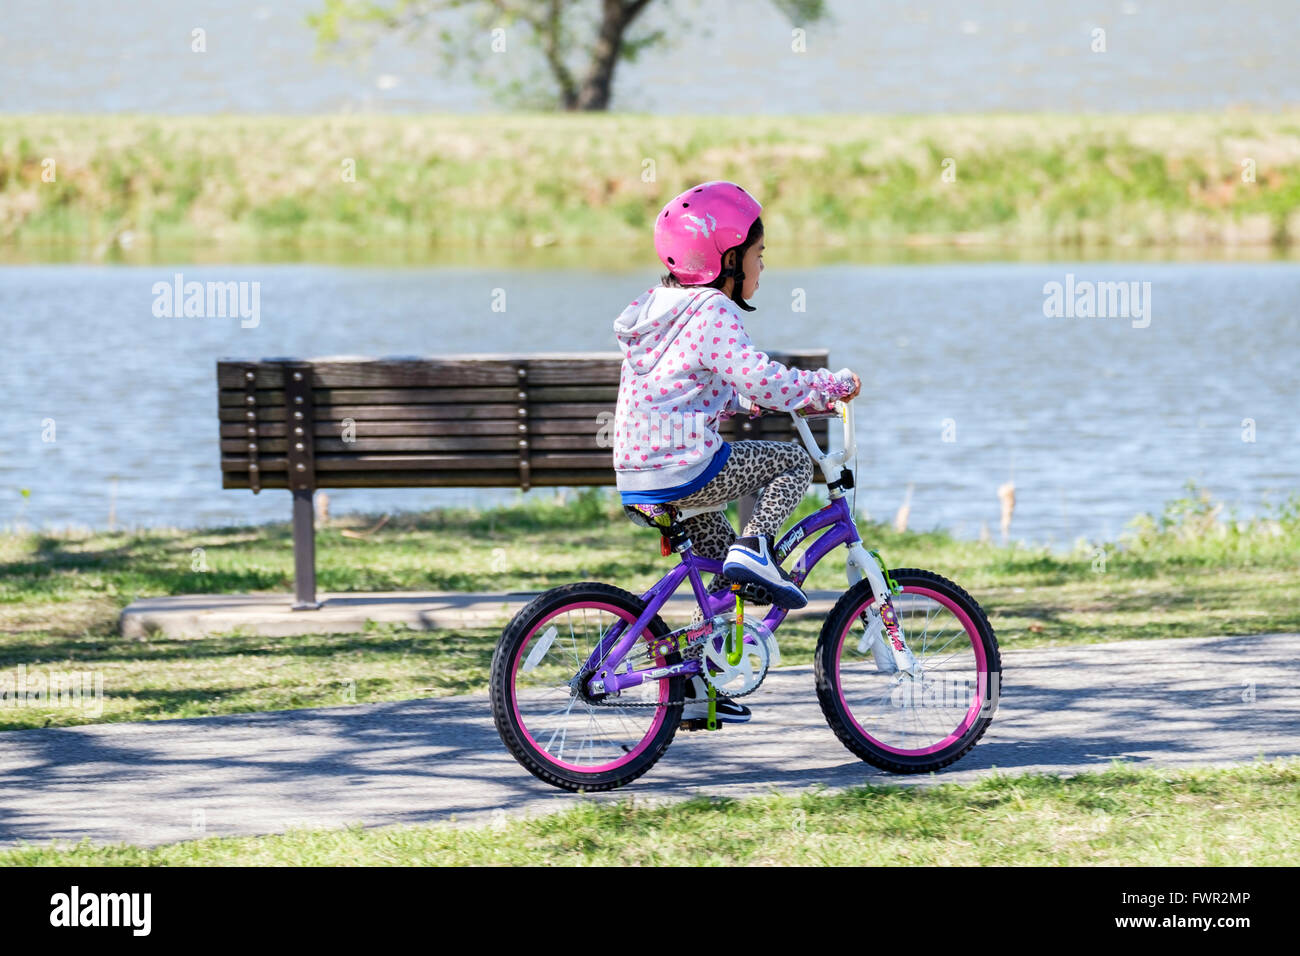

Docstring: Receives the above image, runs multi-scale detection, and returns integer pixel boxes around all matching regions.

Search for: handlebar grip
[795,398,851,419]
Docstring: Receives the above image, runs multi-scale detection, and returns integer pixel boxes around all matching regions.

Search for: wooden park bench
[217,351,830,609]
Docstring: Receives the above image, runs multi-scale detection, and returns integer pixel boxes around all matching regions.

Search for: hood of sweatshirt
[613,285,722,366]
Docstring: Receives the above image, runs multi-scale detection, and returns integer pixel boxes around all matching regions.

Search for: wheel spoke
[921,645,970,671]
[917,627,960,660]
[566,614,582,666]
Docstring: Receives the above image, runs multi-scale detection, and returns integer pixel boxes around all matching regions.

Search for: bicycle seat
[623,502,679,529]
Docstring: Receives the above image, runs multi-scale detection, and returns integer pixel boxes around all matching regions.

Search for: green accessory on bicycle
[728,586,745,666]
[868,549,902,595]
[706,681,718,731]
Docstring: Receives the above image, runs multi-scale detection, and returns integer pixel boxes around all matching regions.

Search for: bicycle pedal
[734,581,777,606]
[679,718,723,732]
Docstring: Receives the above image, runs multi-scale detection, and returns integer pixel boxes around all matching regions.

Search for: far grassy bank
[3,113,1300,252]
[0,484,1295,731]
[4,760,1295,866]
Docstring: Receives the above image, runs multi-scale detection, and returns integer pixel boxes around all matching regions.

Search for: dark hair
[661,216,763,312]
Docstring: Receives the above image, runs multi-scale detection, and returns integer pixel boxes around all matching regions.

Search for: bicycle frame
[579,400,915,698]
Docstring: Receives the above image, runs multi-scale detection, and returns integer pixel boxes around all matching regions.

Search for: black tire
[814,569,1001,774]
[489,582,685,792]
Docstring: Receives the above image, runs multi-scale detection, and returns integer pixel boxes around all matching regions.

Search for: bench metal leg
[291,488,321,610]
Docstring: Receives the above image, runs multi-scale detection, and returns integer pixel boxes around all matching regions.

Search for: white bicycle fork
[845,543,920,676]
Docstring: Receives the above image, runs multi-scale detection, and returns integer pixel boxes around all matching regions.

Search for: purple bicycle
[490,400,1001,792]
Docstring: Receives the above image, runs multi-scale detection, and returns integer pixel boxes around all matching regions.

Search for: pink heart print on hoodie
[612,284,857,495]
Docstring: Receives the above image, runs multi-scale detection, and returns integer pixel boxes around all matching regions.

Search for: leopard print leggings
[667,440,814,610]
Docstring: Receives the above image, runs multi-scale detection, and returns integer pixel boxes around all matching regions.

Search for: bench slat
[218,404,521,423]
[220,421,526,439]
[223,470,620,489]
[300,385,615,405]
[314,454,519,471]
[223,435,620,454]
[310,451,614,471]
[217,355,625,389]
[222,467,828,490]
[219,403,615,423]
[306,402,614,421]
[224,437,519,454]
[317,357,623,387]
[218,398,619,422]
[218,386,533,407]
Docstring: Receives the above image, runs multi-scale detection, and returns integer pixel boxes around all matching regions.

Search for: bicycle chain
[580,583,779,709]
[588,626,765,708]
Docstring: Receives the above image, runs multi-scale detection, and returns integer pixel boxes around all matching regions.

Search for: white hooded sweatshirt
[612,285,855,503]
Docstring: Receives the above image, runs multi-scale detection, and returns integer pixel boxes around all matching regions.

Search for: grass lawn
[0,484,1296,731]
[4,113,1300,252]
[2,759,1295,866]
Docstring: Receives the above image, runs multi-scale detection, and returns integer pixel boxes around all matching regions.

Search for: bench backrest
[217,352,830,494]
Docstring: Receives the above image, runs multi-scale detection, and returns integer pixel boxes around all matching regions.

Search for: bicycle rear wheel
[815,569,1001,773]
[490,582,684,792]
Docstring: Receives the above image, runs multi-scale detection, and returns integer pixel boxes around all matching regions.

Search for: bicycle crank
[703,617,780,697]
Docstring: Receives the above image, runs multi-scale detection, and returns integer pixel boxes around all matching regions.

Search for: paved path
[1,633,1297,849]
[119,590,849,638]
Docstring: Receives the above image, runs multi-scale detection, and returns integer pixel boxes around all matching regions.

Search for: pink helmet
[653,181,762,284]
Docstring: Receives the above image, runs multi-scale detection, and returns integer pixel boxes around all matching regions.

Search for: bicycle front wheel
[490,582,684,792]
[815,569,1001,774]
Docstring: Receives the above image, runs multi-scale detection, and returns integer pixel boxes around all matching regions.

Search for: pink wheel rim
[511,601,668,774]
[834,584,988,757]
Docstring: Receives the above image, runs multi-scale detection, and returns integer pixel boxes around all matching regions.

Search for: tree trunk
[572,0,649,110]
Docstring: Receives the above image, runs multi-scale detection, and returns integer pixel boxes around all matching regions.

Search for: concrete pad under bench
[119,590,848,639]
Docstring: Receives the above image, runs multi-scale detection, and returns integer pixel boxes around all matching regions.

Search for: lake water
[2,0,1297,114]
[2,260,1296,545]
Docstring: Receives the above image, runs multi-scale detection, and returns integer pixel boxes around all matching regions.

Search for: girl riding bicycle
[489,186,999,787]
[613,180,861,721]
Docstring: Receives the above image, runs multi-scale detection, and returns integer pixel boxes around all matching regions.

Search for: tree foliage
[308,0,827,110]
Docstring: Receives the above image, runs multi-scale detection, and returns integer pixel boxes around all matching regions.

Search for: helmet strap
[718,254,756,312]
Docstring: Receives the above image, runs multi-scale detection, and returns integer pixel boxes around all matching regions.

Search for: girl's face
[741,237,764,300]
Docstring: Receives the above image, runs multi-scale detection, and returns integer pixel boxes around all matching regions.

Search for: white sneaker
[722,535,808,610]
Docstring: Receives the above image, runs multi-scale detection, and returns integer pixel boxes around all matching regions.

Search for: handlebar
[791,399,856,483]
